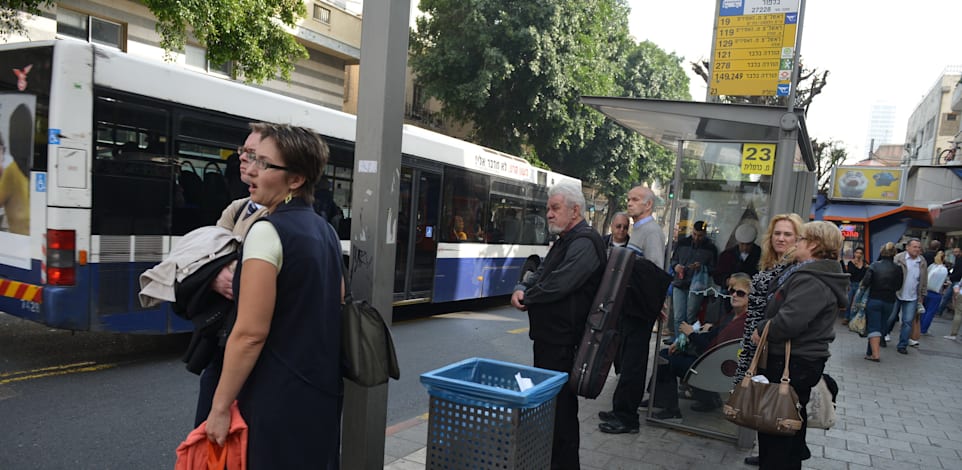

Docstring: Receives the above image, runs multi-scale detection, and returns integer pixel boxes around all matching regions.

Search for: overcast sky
[626,0,962,161]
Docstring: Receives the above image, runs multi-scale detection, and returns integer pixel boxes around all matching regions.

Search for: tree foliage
[0,0,51,40]
[411,0,624,158]
[584,40,690,217]
[410,0,690,210]
[143,0,308,83]
[2,0,307,83]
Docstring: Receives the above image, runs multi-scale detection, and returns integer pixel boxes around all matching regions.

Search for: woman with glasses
[650,273,752,421]
[733,213,803,467]
[750,221,848,470]
[203,123,343,468]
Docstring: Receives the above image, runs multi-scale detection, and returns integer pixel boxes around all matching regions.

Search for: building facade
[905,67,962,166]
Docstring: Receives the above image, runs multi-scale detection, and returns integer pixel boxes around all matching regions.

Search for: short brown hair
[801,221,843,260]
[250,122,329,204]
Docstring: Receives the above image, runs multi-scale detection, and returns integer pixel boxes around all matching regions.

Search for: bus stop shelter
[581,96,816,445]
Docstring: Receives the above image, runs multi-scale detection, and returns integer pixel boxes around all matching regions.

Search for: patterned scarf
[767,258,816,304]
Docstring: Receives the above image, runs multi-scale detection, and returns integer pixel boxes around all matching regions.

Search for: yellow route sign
[741,143,776,175]
[710,0,800,97]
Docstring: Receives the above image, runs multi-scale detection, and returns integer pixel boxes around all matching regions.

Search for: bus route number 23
[741,143,776,175]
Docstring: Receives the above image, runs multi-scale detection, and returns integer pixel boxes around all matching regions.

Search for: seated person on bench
[651,273,751,421]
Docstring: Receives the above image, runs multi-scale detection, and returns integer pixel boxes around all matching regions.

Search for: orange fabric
[175,401,248,470]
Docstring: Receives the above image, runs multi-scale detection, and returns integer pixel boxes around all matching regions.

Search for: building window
[57,9,125,50]
[185,44,232,76]
[313,4,331,23]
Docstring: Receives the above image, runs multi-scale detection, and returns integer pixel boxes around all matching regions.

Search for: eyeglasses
[728,288,748,298]
[613,224,628,229]
[244,153,289,172]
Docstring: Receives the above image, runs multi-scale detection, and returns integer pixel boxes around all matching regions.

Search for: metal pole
[771,0,806,216]
[342,1,410,468]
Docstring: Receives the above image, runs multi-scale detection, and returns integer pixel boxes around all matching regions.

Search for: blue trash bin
[420,357,568,469]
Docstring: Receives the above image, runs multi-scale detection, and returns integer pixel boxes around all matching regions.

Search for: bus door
[394,166,441,302]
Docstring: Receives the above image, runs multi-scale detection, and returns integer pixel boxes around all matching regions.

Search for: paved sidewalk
[383,315,962,469]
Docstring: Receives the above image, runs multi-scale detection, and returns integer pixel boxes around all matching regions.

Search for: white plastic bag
[806,377,836,429]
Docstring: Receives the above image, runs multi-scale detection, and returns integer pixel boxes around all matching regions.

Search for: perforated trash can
[419,357,568,470]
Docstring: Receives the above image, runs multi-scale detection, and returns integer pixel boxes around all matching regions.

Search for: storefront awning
[931,197,962,232]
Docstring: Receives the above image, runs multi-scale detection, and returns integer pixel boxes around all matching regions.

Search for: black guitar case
[568,246,635,399]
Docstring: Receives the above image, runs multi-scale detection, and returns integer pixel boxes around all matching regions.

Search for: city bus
[0,40,579,334]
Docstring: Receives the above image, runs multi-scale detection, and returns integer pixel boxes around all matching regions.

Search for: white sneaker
[884,334,891,342]
[944,335,957,340]
[908,339,920,347]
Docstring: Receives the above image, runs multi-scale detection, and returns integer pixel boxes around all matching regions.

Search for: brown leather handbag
[723,322,803,436]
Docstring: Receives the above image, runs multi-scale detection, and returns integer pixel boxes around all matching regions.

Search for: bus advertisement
[0,41,580,334]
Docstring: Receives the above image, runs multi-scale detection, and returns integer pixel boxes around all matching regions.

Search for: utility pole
[341,1,411,468]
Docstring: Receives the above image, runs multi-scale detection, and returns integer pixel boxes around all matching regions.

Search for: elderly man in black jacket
[512,182,605,470]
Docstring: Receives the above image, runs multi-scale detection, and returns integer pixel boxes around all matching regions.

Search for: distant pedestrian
[921,251,947,334]
[713,222,761,286]
[884,238,927,354]
[669,220,718,342]
[511,182,605,470]
[857,242,902,361]
[841,246,868,325]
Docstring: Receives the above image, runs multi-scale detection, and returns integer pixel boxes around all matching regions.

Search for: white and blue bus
[0,40,579,334]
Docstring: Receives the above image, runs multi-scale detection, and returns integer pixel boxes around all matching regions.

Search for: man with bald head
[603,212,630,251]
[599,185,667,434]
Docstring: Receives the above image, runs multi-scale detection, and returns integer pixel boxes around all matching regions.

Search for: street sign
[710,0,800,97]
[740,143,776,175]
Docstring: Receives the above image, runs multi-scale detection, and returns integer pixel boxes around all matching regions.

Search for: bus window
[441,167,489,243]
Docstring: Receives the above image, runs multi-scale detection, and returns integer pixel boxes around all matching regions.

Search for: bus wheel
[519,258,539,283]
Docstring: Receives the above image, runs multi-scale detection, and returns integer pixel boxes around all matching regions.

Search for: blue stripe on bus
[432,257,526,303]
[2,261,192,334]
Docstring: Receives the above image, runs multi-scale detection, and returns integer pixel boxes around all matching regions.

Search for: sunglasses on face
[728,288,748,298]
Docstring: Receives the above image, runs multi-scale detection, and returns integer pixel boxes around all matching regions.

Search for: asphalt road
[0,298,533,469]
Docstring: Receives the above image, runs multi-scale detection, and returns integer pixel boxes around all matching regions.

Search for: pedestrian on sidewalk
[857,242,902,361]
[750,221,848,470]
[921,251,947,334]
[938,247,961,316]
[511,182,605,470]
[947,284,962,340]
[204,124,343,468]
[733,213,803,467]
[598,185,666,434]
[841,246,868,325]
[884,239,927,354]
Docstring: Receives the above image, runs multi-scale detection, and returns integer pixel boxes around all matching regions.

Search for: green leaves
[1,1,52,39]
[143,0,307,83]
[411,0,689,204]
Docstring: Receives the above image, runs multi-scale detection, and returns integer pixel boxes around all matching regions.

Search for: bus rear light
[46,229,77,286]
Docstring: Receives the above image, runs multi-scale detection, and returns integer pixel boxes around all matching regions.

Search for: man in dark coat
[511,182,605,470]
[713,222,762,286]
